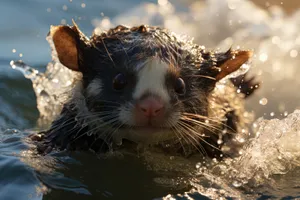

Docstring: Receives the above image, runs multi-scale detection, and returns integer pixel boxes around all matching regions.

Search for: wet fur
[32,25,258,159]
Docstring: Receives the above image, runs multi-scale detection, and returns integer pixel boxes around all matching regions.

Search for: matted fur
[32,24,258,159]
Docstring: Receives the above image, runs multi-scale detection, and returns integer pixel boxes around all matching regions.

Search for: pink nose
[137,97,164,117]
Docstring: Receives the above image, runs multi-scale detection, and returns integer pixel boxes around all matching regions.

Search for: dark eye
[113,73,127,90]
[175,78,185,94]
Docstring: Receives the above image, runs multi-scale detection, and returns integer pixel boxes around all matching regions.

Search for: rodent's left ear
[47,21,88,72]
[215,50,253,81]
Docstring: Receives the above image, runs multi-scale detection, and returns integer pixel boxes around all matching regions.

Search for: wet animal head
[48,22,252,149]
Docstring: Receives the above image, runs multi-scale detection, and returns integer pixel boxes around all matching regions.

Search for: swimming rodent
[30,22,259,159]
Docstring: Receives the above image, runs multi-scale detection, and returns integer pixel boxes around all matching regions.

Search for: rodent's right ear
[47,23,87,72]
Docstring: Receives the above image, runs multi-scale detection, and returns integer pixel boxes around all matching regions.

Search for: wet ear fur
[47,20,87,72]
[215,50,253,81]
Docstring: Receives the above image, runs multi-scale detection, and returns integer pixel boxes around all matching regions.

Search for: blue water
[0,1,184,199]
[0,0,155,129]
[1,0,300,199]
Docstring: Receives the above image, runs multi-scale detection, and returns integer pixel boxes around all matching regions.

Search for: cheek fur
[86,78,103,98]
[118,103,136,125]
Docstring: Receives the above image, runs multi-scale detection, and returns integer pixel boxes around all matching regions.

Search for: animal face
[49,23,251,145]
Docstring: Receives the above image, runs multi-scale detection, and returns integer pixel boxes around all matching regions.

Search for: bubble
[46,8,51,12]
[62,5,68,11]
[12,49,16,53]
[270,112,275,117]
[272,36,280,44]
[259,53,268,62]
[19,53,23,57]
[195,162,201,169]
[217,139,223,144]
[61,19,67,25]
[259,98,268,105]
[81,3,86,8]
[232,180,242,187]
[253,123,258,128]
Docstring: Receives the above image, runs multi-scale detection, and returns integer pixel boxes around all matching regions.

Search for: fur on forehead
[90,25,197,66]
[133,58,172,102]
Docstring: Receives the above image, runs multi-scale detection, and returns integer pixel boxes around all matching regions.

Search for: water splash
[10,60,80,126]
[8,0,300,199]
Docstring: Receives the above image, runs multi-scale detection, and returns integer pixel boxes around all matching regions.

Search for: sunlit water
[1,0,300,199]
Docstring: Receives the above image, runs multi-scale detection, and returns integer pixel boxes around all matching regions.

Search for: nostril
[154,107,163,114]
[136,96,165,117]
[140,107,148,113]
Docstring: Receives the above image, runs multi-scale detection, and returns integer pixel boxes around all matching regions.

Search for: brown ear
[48,24,82,71]
[215,50,253,81]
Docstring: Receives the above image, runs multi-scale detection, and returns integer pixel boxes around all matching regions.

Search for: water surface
[1,0,300,199]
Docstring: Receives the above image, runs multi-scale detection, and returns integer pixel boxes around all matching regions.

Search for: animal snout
[136,96,165,118]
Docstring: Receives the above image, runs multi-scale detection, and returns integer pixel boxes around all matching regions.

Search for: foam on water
[8,0,300,198]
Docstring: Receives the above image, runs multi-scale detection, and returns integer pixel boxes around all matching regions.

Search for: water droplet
[217,139,223,144]
[81,3,86,8]
[46,8,51,12]
[256,131,261,137]
[259,98,268,105]
[270,112,275,117]
[12,49,16,53]
[232,180,242,187]
[272,36,280,44]
[87,131,93,136]
[253,123,258,128]
[195,162,201,169]
[259,53,268,62]
[19,53,23,57]
[61,19,67,25]
[62,5,68,11]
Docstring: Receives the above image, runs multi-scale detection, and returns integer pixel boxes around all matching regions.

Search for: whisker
[178,121,221,151]
[177,122,207,156]
[180,116,223,133]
